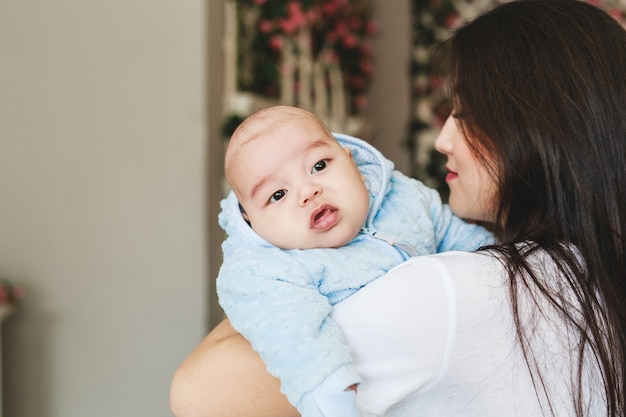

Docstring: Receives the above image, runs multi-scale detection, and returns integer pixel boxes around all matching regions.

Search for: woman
[170,0,626,416]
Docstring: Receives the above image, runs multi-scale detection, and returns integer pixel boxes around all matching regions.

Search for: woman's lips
[311,205,338,230]
[445,167,458,182]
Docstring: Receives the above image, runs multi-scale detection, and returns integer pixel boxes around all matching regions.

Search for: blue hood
[219,133,393,248]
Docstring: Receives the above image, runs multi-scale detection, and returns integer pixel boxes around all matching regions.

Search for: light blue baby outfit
[216,133,493,417]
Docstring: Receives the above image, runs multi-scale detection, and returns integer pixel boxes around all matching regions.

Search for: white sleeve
[330,256,456,416]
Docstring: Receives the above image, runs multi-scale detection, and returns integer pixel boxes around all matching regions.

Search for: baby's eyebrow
[249,174,270,200]
[248,138,332,200]
[306,138,332,153]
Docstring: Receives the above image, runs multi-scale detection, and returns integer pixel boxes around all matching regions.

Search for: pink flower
[444,13,461,29]
[360,59,374,75]
[351,75,366,89]
[354,95,368,109]
[350,17,363,30]
[306,9,319,23]
[280,18,299,34]
[287,1,302,17]
[269,35,283,50]
[283,16,308,34]
[326,50,339,63]
[322,1,341,15]
[334,22,349,38]
[343,33,358,48]
[360,41,373,55]
[365,20,379,36]
[258,19,273,34]
[430,76,444,89]
[608,8,623,21]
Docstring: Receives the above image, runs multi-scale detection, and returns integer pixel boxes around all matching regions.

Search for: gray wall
[0,1,209,416]
[368,0,412,175]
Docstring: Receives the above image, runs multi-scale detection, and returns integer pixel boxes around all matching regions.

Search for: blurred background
[1,0,623,416]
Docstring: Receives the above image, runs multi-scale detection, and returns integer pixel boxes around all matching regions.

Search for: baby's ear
[238,202,251,225]
[344,147,365,182]
[241,210,252,227]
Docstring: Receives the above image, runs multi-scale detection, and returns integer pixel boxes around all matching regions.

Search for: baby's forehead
[237,116,331,150]
[225,108,337,181]
[229,116,289,151]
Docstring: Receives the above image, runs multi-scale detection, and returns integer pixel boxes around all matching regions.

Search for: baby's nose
[299,184,322,206]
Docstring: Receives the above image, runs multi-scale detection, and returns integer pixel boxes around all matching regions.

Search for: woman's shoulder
[333,250,511,334]
[334,251,506,324]
[387,250,503,283]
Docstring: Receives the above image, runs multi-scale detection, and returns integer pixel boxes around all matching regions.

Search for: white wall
[0,1,209,416]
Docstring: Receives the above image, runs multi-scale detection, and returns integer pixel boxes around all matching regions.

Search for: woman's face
[434,116,498,223]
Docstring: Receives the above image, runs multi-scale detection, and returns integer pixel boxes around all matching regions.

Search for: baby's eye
[269,189,286,203]
[312,159,329,173]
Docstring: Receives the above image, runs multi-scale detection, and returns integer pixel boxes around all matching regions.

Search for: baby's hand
[309,368,361,417]
[310,381,360,417]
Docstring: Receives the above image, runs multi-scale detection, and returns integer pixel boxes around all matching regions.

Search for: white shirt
[331,251,605,417]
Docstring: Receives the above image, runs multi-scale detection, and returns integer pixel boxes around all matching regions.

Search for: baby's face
[229,119,370,249]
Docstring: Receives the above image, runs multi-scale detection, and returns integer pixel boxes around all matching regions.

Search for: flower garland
[230,0,377,124]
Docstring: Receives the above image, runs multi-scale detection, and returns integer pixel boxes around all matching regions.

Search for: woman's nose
[434,116,455,154]
[299,183,322,206]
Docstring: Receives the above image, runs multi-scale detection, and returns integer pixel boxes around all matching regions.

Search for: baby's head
[224,105,370,250]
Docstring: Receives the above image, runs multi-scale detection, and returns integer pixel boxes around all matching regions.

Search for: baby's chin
[273,231,360,250]
[309,230,362,250]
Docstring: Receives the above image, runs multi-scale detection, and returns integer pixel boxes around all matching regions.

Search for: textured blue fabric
[216,133,493,416]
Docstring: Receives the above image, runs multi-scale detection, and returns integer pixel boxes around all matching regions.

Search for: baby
[217,105,492,417]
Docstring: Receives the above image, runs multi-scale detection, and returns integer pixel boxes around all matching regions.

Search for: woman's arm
[169,318,299,417]
[169,254,459,417]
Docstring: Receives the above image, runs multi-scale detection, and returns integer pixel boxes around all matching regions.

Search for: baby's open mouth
[311,205,338,230]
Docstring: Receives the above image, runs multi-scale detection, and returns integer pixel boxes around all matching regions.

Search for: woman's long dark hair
[435,0,626,415]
